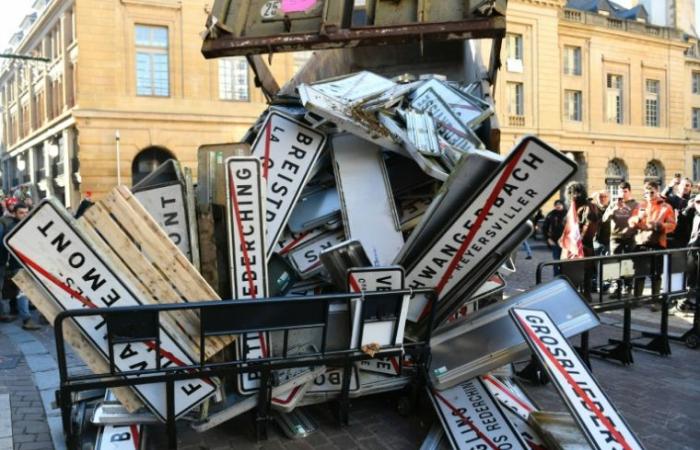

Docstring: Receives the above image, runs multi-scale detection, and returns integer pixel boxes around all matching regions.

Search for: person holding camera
[628,181,676,300]
[603,188,637,298]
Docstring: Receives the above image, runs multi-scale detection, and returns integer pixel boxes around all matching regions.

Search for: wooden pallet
[80,186,232,360]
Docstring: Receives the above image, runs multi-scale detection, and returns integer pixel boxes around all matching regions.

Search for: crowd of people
[542,174,700,310]
[0,196,42,330]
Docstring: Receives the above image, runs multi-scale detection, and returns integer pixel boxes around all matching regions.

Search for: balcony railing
[560,8,682,41]
[509,115,525,127]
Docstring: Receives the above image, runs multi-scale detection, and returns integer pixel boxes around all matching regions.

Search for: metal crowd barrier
[54,288,437,450]
[535,247,700,368]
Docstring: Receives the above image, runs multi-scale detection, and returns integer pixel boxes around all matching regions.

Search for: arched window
[605,158,628,197]
[132,146,175,186]
[644,160,664,187]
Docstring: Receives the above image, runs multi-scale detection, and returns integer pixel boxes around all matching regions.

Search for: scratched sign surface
[5,200,216,421]
[249,112,326,259]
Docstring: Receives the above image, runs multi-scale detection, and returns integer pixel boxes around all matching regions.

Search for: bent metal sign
[5,199,216,421]
[511,308,644,450]
[405,136,577,322]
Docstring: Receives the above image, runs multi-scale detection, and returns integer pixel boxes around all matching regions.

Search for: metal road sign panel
[429,279,600,390]
[348,266,406,368]
[287,228,346,278]
[403,136,577,322]
[134,184,193,262]
[444,274,505,326]
[311,71,396,106]
[412,79,492,130]
[428,378,527,450]
[5,199,216,421]
[396,149,502,267]
[350,370,412,398]
[225,157,271,394]
[298,84,404,154]
[307,366,360,394]
[95,424,143,450]
[249,112,327,259]
[511,308,645,450]
[332,135,404,266]
[481,375,536,422]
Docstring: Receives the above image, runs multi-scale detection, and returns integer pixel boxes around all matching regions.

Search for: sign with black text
[225,157,271,394]
[429,378,527,450]
[405,136,577,322]
[5,200,216,421]
[250,112,326,259]
[511,308,644,450]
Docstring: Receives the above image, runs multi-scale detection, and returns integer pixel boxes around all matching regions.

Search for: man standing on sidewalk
[0,202,41,330]
[543,200,566,275]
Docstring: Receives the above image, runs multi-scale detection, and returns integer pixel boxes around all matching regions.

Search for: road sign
[249,111,326,259]
[5,199,216,421]
[134,184,193,262]
[429,378,527,450]
[347,266,407,351]
[511,308,645,450]
[95,424,142,450]
[332,135,404,266]
[404,136,577,322]
[307,366,360,393]
[287,228,345,278]
[225,157,271,394]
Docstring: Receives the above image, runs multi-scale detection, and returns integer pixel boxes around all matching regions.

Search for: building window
[135,25,169,97]
[605,158,628,197]
[565,90,582,121]
[563,46,582,76]
[606,74,623,124]
[218,57,249,101]
[507,82,524,117]
[693,108,700,130]
[645,79,660,127]
[693,71,700,94]
[644,160,664,185]
[693,157,700,181]
[506,33,523,72]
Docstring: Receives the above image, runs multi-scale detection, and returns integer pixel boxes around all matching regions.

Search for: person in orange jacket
[628,181,676,300]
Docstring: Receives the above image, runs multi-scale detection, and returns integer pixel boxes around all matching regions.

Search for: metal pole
[115,130,122,186]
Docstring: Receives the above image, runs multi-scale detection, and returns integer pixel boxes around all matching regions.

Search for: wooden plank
[106,187,220,300]
[81,202,230,359]
[13,270,143,413]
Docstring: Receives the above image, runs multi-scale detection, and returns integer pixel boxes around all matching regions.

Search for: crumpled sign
[281,0,318,13]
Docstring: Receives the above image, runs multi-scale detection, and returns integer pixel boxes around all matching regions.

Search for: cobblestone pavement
[1,239,699,449]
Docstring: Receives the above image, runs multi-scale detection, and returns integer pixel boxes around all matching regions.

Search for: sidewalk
[0,240,698,449]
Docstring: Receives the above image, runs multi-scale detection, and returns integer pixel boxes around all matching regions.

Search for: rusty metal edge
[201,16,506,58]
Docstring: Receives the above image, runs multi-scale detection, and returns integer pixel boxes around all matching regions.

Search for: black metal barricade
[54,288,437,450]
[535,247,700,367]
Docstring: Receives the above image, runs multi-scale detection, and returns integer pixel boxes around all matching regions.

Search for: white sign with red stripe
[429,378,527,450]
[308,366,360,393]
[225,157,271,395]
[405,136,577,322]
[95,424,142,450]
[250,112,326,259]
[447,274,505,324]
[5,200,216,421]
[511,308,644,450]
[481,375,536,421]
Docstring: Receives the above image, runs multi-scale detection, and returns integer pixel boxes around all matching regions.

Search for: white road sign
[225,157,271,394]
[481,374,535,422]
[347,266,407,350]
[95,424,142,450]
[308,366,360,393]
[134,183,193,261]
[287,228,345,278]
[511,308,644,450]
[249,112,326,259]
[429,378,527,450]
[405,136,577,322]
[5,200,216,421]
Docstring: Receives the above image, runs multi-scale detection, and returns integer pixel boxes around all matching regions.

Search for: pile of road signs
[7,70,647,449]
